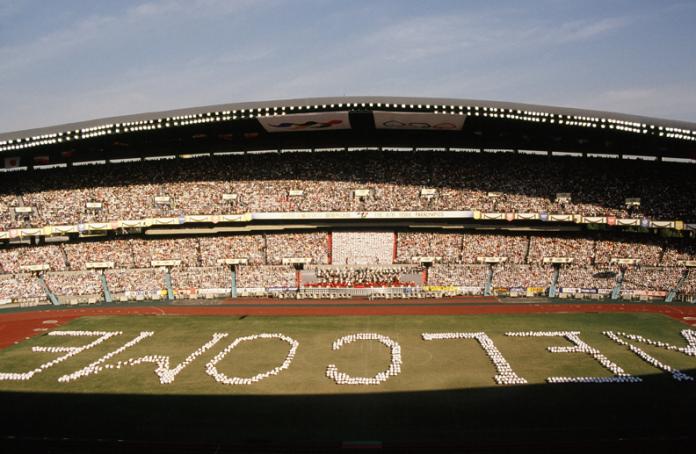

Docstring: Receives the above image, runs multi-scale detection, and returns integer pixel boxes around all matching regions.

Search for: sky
[1,0,695,133]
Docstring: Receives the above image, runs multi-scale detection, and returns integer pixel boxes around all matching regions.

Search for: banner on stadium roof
[0,298,11,305]
[527,287,545,294]
[616,218,640,226]
[607,216,616,226]
[515,213,539,220]
[675,221,684,230]
[252,211,474,221]
[559,287,579,293]
[258,112,351,133]
[480,212,505,220]
[0,231,8,240]
[686,224,696,231]
[678,260,696,267]
[373,111,465,131]
[650,221,675,229]
[548,214,574,222]
[3,157,20,169]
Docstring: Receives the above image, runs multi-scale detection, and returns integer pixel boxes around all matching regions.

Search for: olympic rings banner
[373,111,466,131]
[258,112,352,133]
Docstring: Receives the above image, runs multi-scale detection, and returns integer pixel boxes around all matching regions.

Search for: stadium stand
[1,229,696,303]
[1,151,696,229]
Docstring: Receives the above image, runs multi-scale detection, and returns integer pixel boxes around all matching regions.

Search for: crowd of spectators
[1,151,695,230]
[105,269,165,294]
[0,229,695,301]
[200,235,265,266]
[396,232,528,263]
[621,267,684,292]
[0,274,44,300]
[63,240,135,269]
[266,233,328,265]
[130,238,200,268]
[556,266,618,289]
[396,233,462,263]
[171,267,229,289]
[595,237,663,266]
[679,271,696,296]
[527,236,595,264]
[236,266,296,288]
[0,244,67,273]
[44,271,103,296]
[492,264,552,288]
[461,233,528,263]
[428,265,489,287]
[661,239,696,265]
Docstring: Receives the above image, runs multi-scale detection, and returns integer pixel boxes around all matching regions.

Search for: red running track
[1,297,696,350]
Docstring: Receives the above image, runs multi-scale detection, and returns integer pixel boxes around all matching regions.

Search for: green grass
[0,313,693,394]
[0,313,694,446]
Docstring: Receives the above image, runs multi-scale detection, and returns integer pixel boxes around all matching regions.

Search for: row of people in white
[2,329,695,384]
[326,333,402,385]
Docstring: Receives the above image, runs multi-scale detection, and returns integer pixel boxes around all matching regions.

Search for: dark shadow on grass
[0,369,694,453]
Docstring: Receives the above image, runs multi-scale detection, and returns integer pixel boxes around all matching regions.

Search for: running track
[1,296,696,349]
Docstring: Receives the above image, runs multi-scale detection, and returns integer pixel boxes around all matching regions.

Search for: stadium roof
[1,96,695,163]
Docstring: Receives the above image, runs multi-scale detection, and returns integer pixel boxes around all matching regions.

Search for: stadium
[1,97,696,453]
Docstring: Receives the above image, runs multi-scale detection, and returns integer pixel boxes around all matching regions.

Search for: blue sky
[1,0,695,132]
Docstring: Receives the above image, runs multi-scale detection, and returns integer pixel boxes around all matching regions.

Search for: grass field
[0,312,694,449]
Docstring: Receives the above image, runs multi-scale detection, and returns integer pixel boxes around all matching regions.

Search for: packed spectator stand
[1,151,695,232]
[1,229,695,305]
[0,150,694,306]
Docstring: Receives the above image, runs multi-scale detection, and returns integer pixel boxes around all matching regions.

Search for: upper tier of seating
[1,150,694,230]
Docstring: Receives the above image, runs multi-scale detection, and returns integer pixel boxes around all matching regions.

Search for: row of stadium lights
[2,103,695,152]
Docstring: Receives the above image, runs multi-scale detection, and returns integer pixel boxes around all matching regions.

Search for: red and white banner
[258,112,351,133]
[3,157,20,168]
[33,155,50,165]
[373,111,465,131]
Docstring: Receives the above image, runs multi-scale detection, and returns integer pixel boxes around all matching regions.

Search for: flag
[33,155,50,165]
[3,157,20,168]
